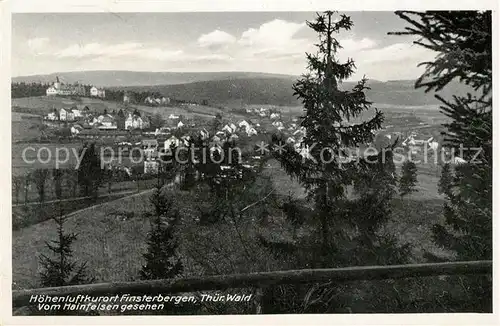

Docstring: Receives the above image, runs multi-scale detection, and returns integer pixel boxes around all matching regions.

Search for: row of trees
[12,144,104,206]
[11,82,99,99]
[11,82,50,98]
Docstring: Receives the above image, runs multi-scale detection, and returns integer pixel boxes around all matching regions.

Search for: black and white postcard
[1,1,498,325]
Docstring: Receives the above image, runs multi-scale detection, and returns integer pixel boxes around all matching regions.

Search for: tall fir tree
[392,10,492,261]
[399,160,418,198]
[39,206,95,287]
[36,204,95,315]
[140,187,183,280]
[273,11,384,264]
[437,163,452,195]
[392,10,492,312]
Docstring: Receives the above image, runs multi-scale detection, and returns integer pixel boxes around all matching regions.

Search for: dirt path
[62,188,156,219]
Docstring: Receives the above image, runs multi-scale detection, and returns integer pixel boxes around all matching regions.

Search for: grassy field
[12,112,45,143]
[12,158,450,291]
[12,191,154,289]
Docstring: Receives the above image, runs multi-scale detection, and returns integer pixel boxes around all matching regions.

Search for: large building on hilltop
[90,86,106,98]
[45,76,86,97]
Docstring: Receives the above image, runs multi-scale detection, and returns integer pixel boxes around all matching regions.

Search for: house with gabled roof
[222,124,233,134]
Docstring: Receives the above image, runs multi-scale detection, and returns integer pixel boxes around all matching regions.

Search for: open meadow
[13,158,451,291]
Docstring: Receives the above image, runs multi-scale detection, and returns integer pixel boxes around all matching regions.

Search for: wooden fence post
[254,287,264,314]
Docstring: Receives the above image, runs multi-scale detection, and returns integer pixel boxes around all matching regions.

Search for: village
[38,77,452,179]
[39,77,319,176]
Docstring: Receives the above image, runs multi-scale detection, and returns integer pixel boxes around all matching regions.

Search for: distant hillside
[118,78,475,107]
[13,70,475,107]
[12,70,297,88]
[119,78,299,107]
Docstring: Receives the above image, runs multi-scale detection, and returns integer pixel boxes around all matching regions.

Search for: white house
[88,117,98,126]
[247,127,258,137]
[230,123,237,132]
[270,113,280,119]
[177,121,185,128]
[46,86,57,96]
[164,136,181,149]
[200,128,210,140]
[238,120,250,128]
[132,116,143,129]
[59,108,74,121]
[90,86,105,98]
[168,114,179,119]
[90,86,99,96]
[72,109,82,118]
[181,135,191,147]
[125,114,143,130]
[238,120,251,130]
[222,125,233,133]
[99,114,115,127]
[46,112,58,121]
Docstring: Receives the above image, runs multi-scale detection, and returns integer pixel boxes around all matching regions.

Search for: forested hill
[116,78,475,107]
[13,70,475,107]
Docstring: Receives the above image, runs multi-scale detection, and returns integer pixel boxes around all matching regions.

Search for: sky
[11,12,436,81]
